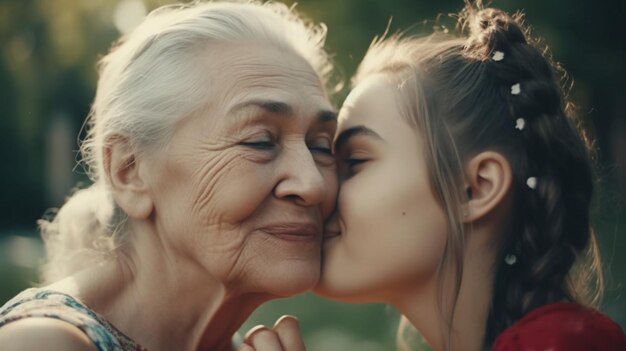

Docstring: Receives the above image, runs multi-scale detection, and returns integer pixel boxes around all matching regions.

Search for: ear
[103,135,154,220]
[461,151,513,223]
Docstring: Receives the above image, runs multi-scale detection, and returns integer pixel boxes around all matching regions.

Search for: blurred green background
[0,0,624,350]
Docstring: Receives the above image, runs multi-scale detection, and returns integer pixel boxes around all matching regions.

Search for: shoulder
[0,288,127,350]
[0,317,98,351]
[493,303,626,351]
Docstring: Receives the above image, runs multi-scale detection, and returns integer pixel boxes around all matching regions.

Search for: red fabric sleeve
[493,303,626,351]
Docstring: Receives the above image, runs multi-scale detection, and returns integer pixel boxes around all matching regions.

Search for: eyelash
[345,158,367,166]
[241,140,275,150]
[309,145,332,155]
[241,139,332,156]
[343,157,368,175]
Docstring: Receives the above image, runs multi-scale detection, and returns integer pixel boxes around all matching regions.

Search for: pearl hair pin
[515,118,526,130]
[505,254,517,265]
[526,177,538,189]
[492,51,505,61]
[511,83,521,95]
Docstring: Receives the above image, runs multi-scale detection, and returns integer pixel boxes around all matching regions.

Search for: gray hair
[39,0,333,283]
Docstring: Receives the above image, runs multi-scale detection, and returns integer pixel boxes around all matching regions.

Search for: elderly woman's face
[148,44,337,296]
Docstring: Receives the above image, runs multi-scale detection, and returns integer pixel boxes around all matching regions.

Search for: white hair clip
[526,177,537,189]
[511,83,521,95]
[515,118,526,131]
[505,254,517,265]
[492,51,505,61]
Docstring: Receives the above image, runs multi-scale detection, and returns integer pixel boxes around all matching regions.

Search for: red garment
[493,303,626,350]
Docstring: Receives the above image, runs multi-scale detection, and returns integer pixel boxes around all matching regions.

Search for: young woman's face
[316,75,448,302]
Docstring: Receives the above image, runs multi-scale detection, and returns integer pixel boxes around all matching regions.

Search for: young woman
[241,3,626,351]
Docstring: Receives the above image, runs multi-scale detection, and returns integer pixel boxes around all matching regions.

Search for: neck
[392,235,496,351]
[48,221,272,351]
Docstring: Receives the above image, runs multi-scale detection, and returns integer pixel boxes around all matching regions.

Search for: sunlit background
[1,0,624,350]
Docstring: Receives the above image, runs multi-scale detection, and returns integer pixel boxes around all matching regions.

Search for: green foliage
[240,293,401,350]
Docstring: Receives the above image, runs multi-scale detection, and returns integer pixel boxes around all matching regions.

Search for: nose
[274,143,327,207]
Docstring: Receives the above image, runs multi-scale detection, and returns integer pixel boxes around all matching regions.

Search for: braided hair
[353,2,602,349]
[462,6,602,345]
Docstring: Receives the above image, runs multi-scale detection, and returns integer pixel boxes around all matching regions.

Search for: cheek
[153,150,277,258]
[337,162,402,232]
[322,162,448,298]
[384,165,448,270]
[320,164,338,218]
[185,151,275,226]
[383,192,448,283]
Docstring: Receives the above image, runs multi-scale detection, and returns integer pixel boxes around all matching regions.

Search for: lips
[323,229,341,239]
[260,223,320,241]
[323,218,342,239]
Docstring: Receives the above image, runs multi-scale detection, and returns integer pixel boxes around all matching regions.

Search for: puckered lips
[323,225,341,240]
[324,214,341,240]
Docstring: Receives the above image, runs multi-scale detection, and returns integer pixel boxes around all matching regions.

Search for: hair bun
[464,8,527,60]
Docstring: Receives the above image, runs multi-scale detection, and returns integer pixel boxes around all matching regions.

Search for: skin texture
[312,75,511,351]
[242,316,306,351]
[242,76,514,351]
[4,43,338,351]
[143,43,338,297]
[316,75,448,303]
[0,318,98,351]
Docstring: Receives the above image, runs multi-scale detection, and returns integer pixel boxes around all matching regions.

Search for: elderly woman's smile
[0,3,340,350]
[258,223,321,241]
[145,42,337,297]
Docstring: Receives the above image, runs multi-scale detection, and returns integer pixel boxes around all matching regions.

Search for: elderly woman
[0,1,337,350]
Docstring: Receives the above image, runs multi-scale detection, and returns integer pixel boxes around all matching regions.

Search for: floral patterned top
[0,288,148,351]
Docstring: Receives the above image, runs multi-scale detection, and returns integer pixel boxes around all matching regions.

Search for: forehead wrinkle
[229,64,318,93]
[200,44,329,130]
[220,75,325,127]
[213,70,298,120]
[226,44,321,81]
[218,51,322,94]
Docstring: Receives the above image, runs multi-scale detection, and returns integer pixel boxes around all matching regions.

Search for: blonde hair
[39,0,333,283]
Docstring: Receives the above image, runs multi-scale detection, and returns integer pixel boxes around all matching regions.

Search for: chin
[314,272,359,302]
[313,283,375,304]
[314,266,389,304]
[264,261,321,297]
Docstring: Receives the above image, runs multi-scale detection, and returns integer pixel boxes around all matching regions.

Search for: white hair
[39,0,333,283]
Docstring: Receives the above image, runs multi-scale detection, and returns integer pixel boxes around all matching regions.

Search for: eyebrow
[229,99,337,122]
[334,125,384,151]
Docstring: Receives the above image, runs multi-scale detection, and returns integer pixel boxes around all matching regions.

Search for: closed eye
[310,145,332,155]
[309,137,333,156]
[342,157,368,177]
[345,158,367,167]
[241,141,275,150]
